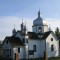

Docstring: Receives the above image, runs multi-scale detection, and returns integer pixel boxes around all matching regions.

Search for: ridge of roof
[42,31,52,39]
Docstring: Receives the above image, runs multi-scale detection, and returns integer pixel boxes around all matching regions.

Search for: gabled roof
[16,30,25,35]
[27,32,39,39]
[12,30,22,36]
[42,31,52,39]
[17,30,22,34]
[3,36,24,46]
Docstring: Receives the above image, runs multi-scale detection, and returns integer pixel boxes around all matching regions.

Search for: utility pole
[44,40,48,60]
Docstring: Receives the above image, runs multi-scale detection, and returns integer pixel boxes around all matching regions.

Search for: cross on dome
[38,10,41,18]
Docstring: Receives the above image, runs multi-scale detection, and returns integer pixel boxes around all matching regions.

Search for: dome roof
[33,11,47,26]
[12,28,16,33]
[33,11,43,26]
[33,17,43,25]
[12,25,16,33]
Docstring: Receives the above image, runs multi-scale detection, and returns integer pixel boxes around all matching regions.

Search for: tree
[55,27,60,39]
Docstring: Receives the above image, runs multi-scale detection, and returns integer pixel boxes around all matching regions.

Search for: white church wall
[19,46,26,59]
[32,26,44,33]
[28,39,45,58]
[46,33,59,57]
[43,25,48,32]
[13,46,26,59]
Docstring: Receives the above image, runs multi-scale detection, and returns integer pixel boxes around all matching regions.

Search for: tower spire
[38,10,40,18]
[20,18,23,30]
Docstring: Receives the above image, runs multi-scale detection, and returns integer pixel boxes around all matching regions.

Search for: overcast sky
[0,0,60,40]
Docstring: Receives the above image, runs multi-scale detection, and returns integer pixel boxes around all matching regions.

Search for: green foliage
[55,27,60,39]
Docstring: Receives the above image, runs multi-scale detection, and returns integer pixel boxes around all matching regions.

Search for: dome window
[38,27,42,32]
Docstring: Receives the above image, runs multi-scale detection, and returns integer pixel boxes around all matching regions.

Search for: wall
[28,39,45,58]
[32,25,48,33]
[46,32,59,57]
[32,25,44,33]
[13,46,26,60]
[2,40,13,59]
[43,25,48,32]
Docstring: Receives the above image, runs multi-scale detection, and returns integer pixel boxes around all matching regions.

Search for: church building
[2,11,59,60]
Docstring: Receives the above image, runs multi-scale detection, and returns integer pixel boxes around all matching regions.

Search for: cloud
[46,18,60,31]
[0,16,60,40]
[0,16,33,40]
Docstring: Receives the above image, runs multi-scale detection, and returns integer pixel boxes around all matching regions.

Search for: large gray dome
[33,17,43,26]
[33,11,47,26]
[33,11,43,26]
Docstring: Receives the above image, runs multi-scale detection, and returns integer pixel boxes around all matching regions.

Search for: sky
[0,0,60,40]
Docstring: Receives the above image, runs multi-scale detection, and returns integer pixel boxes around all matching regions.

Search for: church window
[18,47,20,53]
[51,38,53,41]
[10,49,11,56]
[6,40,8,44]
[33,45,36,52]
[51,45,54,51]
[23,38,25,43]
[38,27,41,32]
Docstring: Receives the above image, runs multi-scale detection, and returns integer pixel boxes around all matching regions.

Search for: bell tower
[32,11,48,34]
[32,10,43,34]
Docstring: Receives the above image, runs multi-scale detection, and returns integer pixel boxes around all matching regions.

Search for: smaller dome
[12,25,16,36]
[13,28,16,33]
[12,28,16,36]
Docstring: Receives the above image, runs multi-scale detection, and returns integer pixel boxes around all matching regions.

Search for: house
[2,11,59,60]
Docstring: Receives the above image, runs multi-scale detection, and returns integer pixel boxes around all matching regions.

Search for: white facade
[13,46,26,60]
[2,39,26,60]
[46,32,59,57]
[28,39,45,58]
[2,11,59,59]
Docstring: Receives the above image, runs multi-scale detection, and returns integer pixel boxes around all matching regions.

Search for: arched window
[38,27,42,32]
[10,49,11,56]
[23,38,25,43]
[33,45,36,52]
[51,45,54,51]
[6,40,8,44]
[51,38,53,41]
